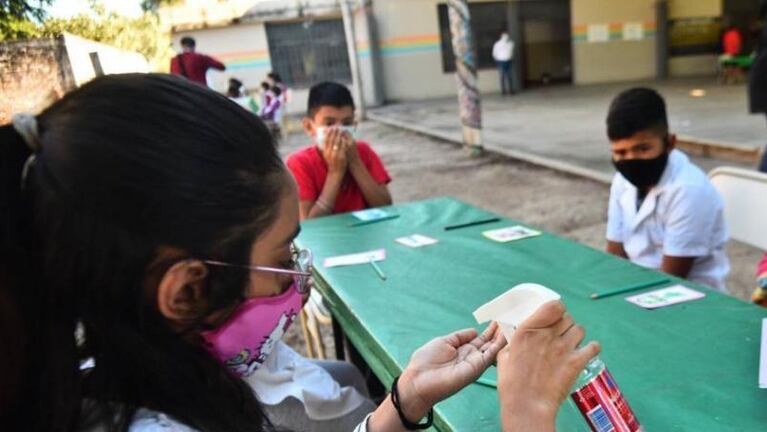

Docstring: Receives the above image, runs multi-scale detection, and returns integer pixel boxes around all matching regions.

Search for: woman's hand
[396,322,506,421]
[497,301,600,432]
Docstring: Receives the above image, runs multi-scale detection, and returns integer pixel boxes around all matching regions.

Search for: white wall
[62,33,150,86]
[571,0,657,84]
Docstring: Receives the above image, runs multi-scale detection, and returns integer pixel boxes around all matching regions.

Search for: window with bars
[265,18,352,88]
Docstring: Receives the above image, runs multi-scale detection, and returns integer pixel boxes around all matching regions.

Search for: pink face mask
[201,283,302,377]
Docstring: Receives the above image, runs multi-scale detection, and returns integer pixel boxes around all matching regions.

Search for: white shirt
[246,341,367,420]
[492,36,514,62]
[606,149,730,292]
[123,410,373,431]
[119,341,369,431]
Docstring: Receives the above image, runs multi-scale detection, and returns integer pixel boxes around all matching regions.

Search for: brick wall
[0,36,76,125]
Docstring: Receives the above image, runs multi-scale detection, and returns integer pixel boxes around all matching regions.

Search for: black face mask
[612,148,669,189]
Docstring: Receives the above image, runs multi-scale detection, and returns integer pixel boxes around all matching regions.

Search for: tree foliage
[0,1,174,71]
[140,0,182,13]
[0,0,53,21]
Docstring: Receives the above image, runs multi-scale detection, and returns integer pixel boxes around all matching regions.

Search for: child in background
[259,84,283,141]
[753,254,767,307]
[287,82,392,220]
[226,78,259,115]
[268,71,289,106]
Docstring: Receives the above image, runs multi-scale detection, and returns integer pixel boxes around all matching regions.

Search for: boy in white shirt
[605,88,730,292]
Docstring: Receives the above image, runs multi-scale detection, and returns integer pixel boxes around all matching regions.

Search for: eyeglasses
[203,246,314,294]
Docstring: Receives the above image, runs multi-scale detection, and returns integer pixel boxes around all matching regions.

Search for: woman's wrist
[499,397,557,432]
[366,373,433,432]
[397,370,433,422]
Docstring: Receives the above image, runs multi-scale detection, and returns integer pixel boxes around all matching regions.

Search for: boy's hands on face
[322,127,348,175]
[343,129,361,168]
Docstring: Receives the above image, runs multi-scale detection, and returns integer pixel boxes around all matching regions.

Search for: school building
[169,0,760,114]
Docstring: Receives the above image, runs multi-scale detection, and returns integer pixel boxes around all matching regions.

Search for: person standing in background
[170,37,226,87]
[492,31,515,96]
[749,0,767,172]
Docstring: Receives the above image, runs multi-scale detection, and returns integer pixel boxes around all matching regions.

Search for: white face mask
[315,126,357,147]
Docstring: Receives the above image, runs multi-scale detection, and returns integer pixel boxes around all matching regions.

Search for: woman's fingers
[444,328,479,348]
[561,324,586,350]
[553,313,575,336]
[573,341,601,368]
[480,330,507,359]
[482,321,499,340]
[519,301,566,330]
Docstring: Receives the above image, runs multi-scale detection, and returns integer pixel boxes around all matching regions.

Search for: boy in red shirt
[287,82,392,219]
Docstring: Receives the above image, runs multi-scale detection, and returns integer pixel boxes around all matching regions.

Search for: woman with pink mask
[0,74,598,432]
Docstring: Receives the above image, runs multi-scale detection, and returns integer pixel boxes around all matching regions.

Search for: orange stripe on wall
[383,34,440,44]
[216,49,269,60]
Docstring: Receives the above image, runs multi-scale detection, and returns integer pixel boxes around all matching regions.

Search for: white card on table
[395,234,438,248]
[625,285,705,310]
[351,208,390,222]
[759,318,767,388]
[323,248,386,268]
[482,225,541,243]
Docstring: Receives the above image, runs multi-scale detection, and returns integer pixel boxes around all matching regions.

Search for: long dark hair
[0,74,286,432]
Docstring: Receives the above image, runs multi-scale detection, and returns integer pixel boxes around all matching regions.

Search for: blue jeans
[497,60,513,94]
[761,116,767,173]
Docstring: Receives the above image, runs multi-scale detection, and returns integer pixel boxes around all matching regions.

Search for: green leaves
[0,0,53,22]
[1,2,174,71]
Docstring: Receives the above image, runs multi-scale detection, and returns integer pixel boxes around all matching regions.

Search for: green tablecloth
[297,197,767,431]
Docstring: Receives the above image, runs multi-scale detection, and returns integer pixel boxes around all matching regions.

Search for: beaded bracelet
[390,376,433,430]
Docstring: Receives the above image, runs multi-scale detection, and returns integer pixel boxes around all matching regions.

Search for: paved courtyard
[369,77,765,182]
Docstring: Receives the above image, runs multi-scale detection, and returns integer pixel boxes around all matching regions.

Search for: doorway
[515,0,572,86]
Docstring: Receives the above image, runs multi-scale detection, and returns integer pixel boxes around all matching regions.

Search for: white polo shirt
[606,149,730,292]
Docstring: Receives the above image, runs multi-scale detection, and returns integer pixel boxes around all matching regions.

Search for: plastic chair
[299,290,333,359]
[709,166,767,250]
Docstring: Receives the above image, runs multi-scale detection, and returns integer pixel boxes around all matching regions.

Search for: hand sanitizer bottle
[473,283,642,432]
[570,356,643,432]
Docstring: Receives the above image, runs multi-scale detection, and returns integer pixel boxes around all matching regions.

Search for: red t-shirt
[170,52,226,86]
[286,141,391,214]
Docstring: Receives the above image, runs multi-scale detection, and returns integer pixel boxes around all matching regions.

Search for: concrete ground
[369,77,766,182]
[280,121,764,357]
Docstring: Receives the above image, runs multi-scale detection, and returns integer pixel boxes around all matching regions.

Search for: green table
[297,197,767,431]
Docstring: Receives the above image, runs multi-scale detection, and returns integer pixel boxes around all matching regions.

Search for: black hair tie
[390,376,433,430]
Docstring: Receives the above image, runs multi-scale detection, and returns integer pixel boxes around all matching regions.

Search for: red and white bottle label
[571,368,641,432]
